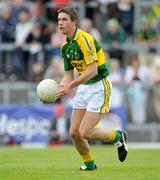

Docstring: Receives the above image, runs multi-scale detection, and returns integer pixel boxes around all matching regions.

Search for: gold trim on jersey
[82,35,93,52]
[76,31,98,64]
[97,49,106,66]
[82,35,97,62]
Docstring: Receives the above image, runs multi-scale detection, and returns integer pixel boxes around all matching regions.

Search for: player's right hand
[55,84,71,99]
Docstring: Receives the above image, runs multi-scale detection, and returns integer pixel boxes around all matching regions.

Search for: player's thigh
[79,111,102,134]
[70,108,86,133]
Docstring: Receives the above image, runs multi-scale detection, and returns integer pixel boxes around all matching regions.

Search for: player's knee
[69,130,80,140]
[79,130,90,140]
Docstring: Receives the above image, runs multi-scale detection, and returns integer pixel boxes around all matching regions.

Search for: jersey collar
[66,27,79,43]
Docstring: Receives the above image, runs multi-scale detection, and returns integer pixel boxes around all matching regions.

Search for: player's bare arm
[59,69,74,85]
[69,62,97,89]
[56,62,97,98]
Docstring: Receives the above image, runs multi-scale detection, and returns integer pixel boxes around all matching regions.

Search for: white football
[37,79,58,103]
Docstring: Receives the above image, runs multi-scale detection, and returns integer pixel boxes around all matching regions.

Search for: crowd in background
[0,0,160,135]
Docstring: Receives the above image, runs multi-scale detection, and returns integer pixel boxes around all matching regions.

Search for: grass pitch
[0,145,159,180]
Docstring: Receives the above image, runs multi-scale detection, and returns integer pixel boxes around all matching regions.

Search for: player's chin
[60,29,66,34]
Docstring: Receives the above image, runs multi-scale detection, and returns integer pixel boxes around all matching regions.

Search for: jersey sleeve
[61,46,74,71]
[81,35,97,65]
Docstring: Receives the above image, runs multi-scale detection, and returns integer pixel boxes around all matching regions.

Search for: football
[37,79,58,103]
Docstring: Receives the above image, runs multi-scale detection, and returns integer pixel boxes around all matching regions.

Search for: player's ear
[74,19,78,26]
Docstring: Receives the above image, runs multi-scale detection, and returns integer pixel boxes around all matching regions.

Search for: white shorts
[73,77,112,113]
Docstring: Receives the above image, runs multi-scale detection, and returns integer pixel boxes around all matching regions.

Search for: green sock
[113,131,121,143]
[84,161,96,169]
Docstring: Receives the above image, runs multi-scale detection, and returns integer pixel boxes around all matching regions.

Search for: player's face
[58,12,76,35]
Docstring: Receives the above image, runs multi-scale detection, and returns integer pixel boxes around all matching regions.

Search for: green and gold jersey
[61,28,109,84]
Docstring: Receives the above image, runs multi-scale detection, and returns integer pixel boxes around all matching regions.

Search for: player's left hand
[55,84,71,99]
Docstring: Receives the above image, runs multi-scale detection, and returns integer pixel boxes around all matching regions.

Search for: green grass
[0,145,160,180]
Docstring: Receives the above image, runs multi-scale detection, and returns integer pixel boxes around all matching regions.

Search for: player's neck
[67,26,77,42]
